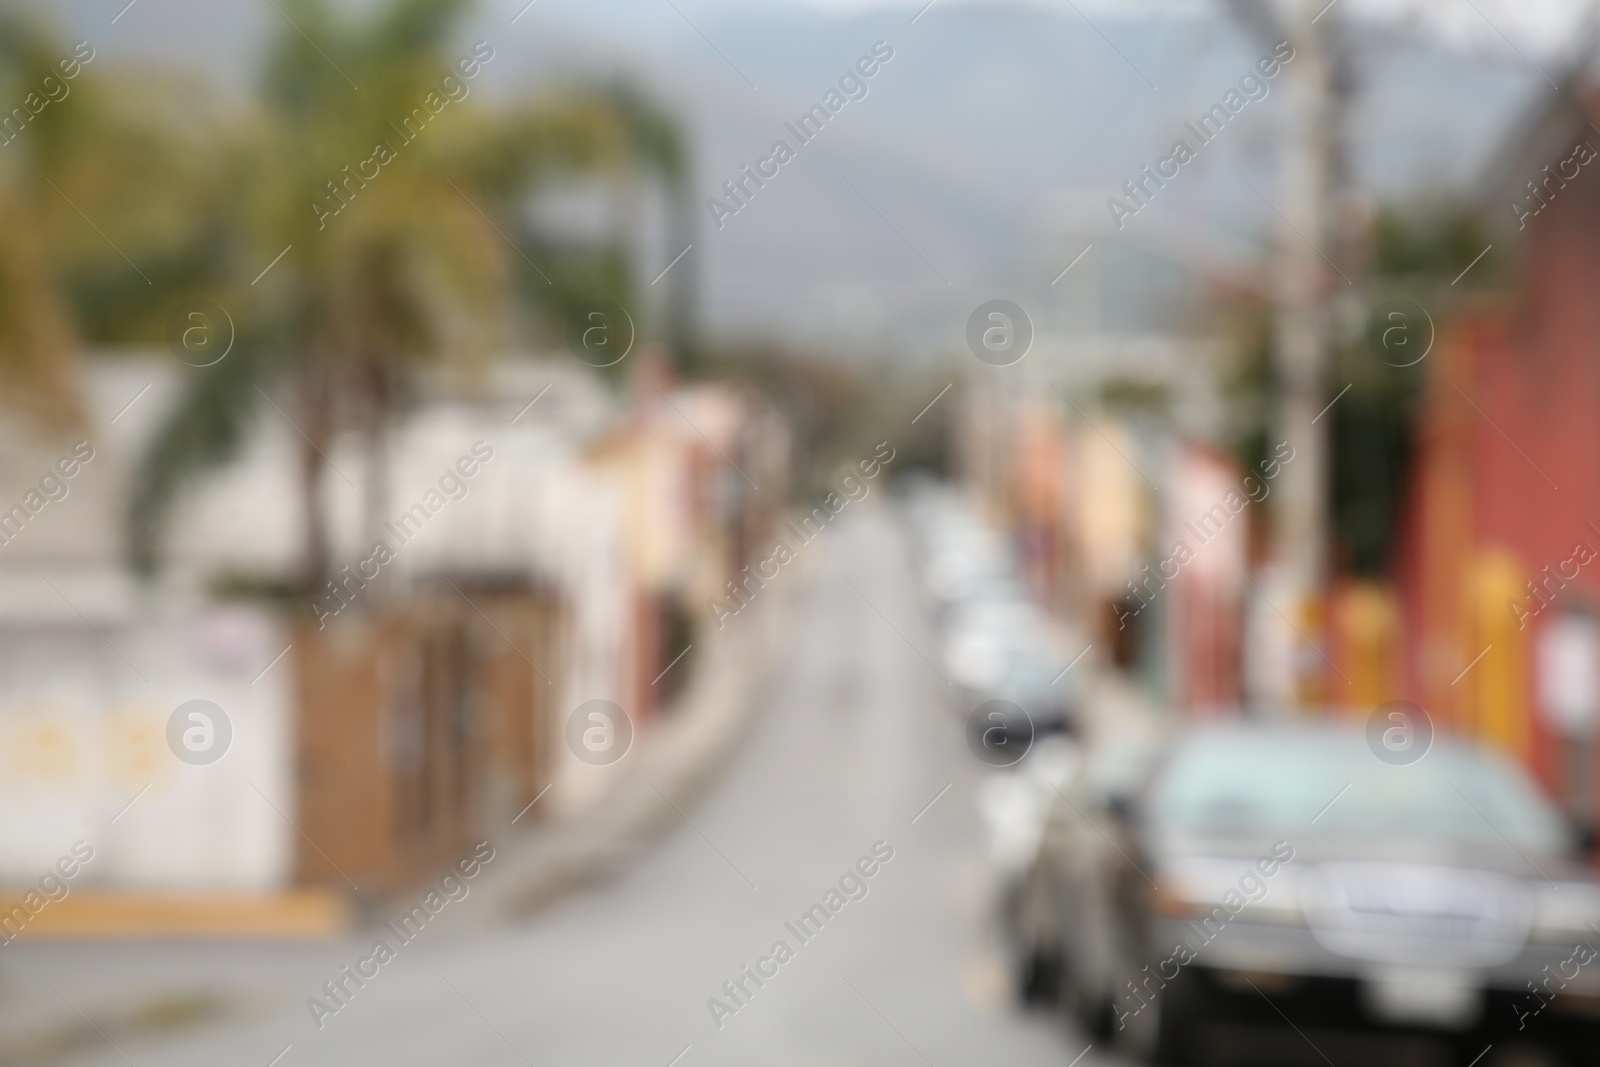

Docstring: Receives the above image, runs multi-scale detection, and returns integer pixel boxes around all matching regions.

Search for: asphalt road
[5,502,1113,1067]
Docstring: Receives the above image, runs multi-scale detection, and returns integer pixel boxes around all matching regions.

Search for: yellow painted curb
[0,889,351,940]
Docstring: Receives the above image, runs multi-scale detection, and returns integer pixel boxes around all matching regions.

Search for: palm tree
[0,14,108,432]
[0,9,250,439]
[130,0,690,593]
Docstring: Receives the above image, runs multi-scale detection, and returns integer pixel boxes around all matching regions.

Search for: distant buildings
[959,335,1255,717]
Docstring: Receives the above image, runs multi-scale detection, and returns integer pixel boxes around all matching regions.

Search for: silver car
[1014,721,1600,1066]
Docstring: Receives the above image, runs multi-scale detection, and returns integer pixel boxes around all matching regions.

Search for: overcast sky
[39,0,1586,350]
[780,0,1594,56]
[52,0,1597,83]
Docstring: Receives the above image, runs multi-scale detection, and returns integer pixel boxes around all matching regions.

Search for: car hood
[1150,833,1600,969]
[1153,831,1584,882]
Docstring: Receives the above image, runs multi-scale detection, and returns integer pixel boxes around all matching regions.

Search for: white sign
[1538,613,1599,737]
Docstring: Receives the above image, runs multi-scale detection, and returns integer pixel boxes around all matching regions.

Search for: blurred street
[0,501,1109,1067]
[9,2,1600,1063]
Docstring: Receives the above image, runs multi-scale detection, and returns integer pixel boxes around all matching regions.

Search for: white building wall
[0,595,293,889]
[0,354,627,889]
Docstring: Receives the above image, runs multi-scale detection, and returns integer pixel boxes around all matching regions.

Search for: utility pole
[1273,0,1332,708]
[1228,0,1339,708]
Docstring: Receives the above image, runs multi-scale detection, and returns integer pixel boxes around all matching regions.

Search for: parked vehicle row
[903,481,1080,737]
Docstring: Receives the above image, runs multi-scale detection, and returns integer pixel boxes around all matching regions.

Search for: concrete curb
[469,557,798,925]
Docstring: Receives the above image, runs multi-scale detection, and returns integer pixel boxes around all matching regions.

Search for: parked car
[982,733,1083,985]
[1007,721,1161,1006]
[1016,720,1600,1065]
[907,483,1081,731]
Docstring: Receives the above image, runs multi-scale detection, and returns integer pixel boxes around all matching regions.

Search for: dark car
[1015,721,1600,1066]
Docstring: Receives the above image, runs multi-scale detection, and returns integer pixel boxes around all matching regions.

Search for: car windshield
[1149,727,1569,854]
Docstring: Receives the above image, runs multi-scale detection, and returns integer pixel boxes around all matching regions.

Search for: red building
[1399,72,1600,821]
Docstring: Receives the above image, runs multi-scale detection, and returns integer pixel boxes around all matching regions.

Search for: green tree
[131,0,690,592]
[0,13,220,430]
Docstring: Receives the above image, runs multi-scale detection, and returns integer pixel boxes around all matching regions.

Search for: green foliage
[1219,304,1274,491]
[1099,378,1171,416]
[1326,203,1488,576]
[1369,206,1501,284]
[128,319,289,574]
[107,0,691,576]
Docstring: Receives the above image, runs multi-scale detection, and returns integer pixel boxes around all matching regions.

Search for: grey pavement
[0,501,1117,1067]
